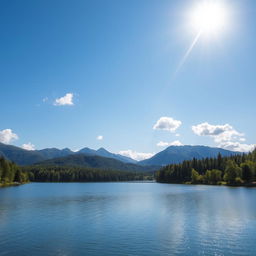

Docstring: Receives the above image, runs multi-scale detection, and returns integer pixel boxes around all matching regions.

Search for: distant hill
[139,145,239,166]
[0,143,45,165]
[37,148,74,159]
[78,147,137,164]
[34,154,157,173]
[0,143,136,165]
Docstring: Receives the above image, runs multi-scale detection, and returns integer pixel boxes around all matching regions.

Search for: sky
[0,0,256,160]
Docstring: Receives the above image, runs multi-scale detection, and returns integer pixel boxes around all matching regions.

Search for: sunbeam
[174,30,202,75]
[174,0,230,75]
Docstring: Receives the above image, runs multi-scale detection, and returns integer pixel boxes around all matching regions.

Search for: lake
[0,182,256,256]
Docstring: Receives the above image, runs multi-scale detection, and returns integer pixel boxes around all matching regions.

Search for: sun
[175,1,232,73]
[189,1,229,37]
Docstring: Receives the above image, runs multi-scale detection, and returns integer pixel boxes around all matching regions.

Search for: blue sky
[0,0,255,160]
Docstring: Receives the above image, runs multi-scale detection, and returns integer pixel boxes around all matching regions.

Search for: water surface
[0,182,256,255]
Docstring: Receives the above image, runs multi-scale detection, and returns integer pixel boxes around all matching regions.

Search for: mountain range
[0,142,239,170]
[34,154,156,173]
[139,145,239,166]
[0,143,137,165]
[78,147,137,164]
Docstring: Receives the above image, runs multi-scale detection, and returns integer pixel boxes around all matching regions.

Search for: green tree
[224,160,242,185]
[14,169,23,183]
[191,169,200,184]
[204,170,212,184]
[241,161,254,182]
[2,159,11,183]
[0,156,29,185]
[204,169,222,184]
[210,169,222,184]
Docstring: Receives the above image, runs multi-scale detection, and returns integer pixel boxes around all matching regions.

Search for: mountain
[0,143,45,165]
[78,147,97,155]
[77,147,137,164]
[95,148,137,164]
[139,145,239,166]
[0,143,75,165]
[34,154,157,172]
[0,143,136,165]
[37,148,74,159]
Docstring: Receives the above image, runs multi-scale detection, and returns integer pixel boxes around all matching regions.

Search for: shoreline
[1,181,255,187]
[0,182,29,188]
[156,181,256,187]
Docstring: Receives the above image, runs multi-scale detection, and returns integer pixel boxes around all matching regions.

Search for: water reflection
[0,183,256,256]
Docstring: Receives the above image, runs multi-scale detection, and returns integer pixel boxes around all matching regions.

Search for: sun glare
[190,1,229,36]
[175,1,232,74]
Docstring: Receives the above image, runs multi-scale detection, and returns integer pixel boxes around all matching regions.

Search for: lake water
[0,182,256,256]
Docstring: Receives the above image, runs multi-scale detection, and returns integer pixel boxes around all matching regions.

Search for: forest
[156,149,256,186]
[0,154,152,185]
[0,156,29,186]
[23,165,149,182]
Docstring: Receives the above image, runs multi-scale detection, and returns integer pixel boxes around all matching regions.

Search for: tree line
[0,155,151,185]
[0,156,29,185]
[156,149,256,185]
[23,165,147,182]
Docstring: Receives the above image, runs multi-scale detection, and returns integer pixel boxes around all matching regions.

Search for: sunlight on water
[0,183,256,256]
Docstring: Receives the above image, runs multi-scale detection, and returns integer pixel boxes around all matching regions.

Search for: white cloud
[22,142,35,151]
[157,140,183,147]
[0,129,18,144]
[192,122,243,143]
[54,93,74,106]
[219,141,255,152]
[118,150,154,161]
[192,122,239,136]
[175,133,180,137]
[97,135,103,140]
[192,122,254,152]
[153,117,182,133]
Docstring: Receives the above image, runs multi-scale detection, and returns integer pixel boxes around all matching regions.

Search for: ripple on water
[0,183,256,256]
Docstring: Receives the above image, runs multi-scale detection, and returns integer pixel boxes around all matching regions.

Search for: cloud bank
[218,141,255,152]
[192,122,255,152]
[192,122,243,142]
